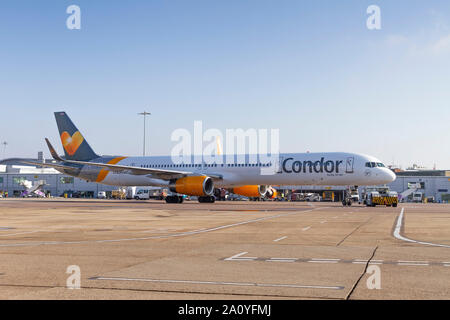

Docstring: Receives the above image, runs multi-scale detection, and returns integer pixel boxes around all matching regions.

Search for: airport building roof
[393,170,450,177]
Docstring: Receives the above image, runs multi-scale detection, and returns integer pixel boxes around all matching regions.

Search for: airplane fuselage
[67,152,395,188]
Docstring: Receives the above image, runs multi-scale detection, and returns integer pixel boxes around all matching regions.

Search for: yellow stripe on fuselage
[95,157,127,183]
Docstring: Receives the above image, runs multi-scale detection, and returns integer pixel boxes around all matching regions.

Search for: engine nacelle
[169,176,214,196]
[230,185,268,198]
[265,187,278,199]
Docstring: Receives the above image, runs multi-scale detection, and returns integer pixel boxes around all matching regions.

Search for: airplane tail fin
[54,112,99,161]
[45,138,63,161]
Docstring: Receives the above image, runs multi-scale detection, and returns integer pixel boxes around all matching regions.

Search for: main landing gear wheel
[342,198,352,206]
[165,195,184,203]
[198,196,215,203]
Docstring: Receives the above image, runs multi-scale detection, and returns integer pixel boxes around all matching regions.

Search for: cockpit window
[366,162,384,168]
[366,162,375,168]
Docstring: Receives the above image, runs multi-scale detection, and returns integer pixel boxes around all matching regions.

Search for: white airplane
[3,112,396,203]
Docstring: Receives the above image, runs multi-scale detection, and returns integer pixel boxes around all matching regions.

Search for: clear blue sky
[1,1,449,169]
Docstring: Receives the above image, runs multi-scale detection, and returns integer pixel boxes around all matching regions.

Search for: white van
[97,191,107,199]
[412,192,423,203]
[134,188,150,200]
[127,186,164,200]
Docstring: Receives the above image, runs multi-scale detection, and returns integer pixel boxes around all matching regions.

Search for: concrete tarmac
[0,198,449,299]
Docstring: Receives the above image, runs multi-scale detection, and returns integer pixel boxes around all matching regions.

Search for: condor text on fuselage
[281,157,344,175]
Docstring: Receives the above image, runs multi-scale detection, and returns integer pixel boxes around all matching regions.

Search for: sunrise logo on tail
[54,112,98,161]
[60,131,84,156]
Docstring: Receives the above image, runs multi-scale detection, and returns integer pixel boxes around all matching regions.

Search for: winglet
[45,138,63,161]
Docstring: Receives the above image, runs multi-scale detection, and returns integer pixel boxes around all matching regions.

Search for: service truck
[126,186,165,200]
[363,186,398,207]
[412,192,423,203]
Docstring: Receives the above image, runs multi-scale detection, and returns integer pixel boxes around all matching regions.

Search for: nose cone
[384,169,396,183]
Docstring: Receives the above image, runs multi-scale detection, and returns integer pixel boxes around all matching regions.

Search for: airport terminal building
[388,169,450,202]
[0,161,115,197]
[275,170,450,203]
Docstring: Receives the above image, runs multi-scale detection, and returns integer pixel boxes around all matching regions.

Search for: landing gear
[198,196,215,203]
[165,195,184,203]
[342,198,352,206]
[342,186,358,206]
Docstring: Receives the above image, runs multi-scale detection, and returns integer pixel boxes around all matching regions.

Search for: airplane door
[345,157,354,173]
[276,156,285,174]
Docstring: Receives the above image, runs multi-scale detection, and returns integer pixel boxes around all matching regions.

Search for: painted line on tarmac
[273,236,287,242]
[308,258,340,264]
[223,252,450,267]
[0,207,325,248]
[398,262,429,266]
[393,208,450,248]
[224,252,257,261]
[352,260,368,264]
[89,276,345,290]
[267,258,297,262]
[0,231,38,237]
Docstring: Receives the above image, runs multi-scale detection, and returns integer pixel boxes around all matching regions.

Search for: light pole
[1,141,7,159]
[138,112,151,156]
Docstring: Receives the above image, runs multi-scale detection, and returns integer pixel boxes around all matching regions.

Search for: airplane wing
[62,159,223,181]
[2,158,222,181]
[0,158,82,175]
[41,137,207,180]
[64,159,191,179]
[20,160,81,174]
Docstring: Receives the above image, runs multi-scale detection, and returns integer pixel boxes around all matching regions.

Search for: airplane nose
[386,169,396,183]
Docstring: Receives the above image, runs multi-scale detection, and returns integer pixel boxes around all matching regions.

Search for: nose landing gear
[342,186,358,206]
